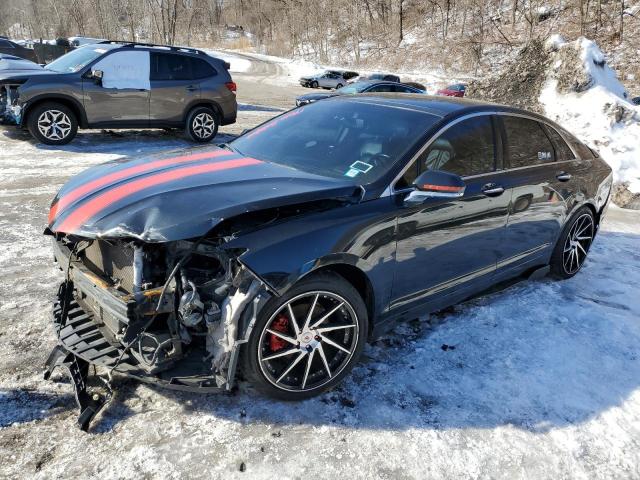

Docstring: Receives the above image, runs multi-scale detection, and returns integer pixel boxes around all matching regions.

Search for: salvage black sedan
[44,95,612,429]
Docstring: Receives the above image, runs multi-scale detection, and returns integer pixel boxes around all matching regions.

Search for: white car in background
[299,69,359,89]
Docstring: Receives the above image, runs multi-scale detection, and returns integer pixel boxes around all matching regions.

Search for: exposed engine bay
[44,233,270,430]
[0,83,22,124]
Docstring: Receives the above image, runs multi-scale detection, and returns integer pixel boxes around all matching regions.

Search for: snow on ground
[540,37,640,193]
[0,54,639,479]
[203,49,253,73]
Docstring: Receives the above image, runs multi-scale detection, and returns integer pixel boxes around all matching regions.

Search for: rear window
[545,126,575,161]
[502,116,555,168]
[191,57,216,79]
[151,53,191,80]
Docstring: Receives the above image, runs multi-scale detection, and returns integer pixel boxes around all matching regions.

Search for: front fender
[224,197,398,318]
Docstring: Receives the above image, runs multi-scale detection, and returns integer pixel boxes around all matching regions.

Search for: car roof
[328,93,544,119]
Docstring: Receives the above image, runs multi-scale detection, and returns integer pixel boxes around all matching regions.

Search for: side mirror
[91,69,103,84]
[404,170,465,205]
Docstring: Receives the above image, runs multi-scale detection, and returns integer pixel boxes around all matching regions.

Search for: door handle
[186,85,198,92]
[556,172,572,182]
[481,183,505,197]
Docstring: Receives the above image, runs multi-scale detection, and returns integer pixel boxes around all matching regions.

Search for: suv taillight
[225,82,237,93]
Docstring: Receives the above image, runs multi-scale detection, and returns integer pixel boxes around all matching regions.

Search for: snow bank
[539,37,640,193]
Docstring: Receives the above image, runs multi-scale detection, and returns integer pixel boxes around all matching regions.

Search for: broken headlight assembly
[1,84,23,124]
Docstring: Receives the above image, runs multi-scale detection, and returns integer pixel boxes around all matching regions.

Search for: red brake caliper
[269,314,290,352]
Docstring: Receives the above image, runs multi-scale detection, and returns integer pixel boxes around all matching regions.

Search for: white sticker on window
[93,51,150,90]
[344,168,360,178]
[538,151,552,160]
[350,161,373,173]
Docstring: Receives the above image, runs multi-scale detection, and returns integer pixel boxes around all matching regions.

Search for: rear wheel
[185,106,218,143]
[336,83,343,89]
[27,102,78,145]
[550,207,596,279]
[243,272,368,400]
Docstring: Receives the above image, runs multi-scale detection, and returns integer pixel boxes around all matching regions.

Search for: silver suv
[1,41,237,145]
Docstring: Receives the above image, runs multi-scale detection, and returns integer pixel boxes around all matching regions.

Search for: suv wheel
[27,102,78,145]
[185,106,218,143]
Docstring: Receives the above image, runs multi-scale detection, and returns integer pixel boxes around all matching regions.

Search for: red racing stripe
[54,157,263,234]
[48,150,232,224]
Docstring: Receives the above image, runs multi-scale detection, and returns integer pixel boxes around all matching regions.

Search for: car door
[82,50,150,125]
[390,114,512,314]
[496,114,579,272]
[316,74,329,88]
[149,52,200,125]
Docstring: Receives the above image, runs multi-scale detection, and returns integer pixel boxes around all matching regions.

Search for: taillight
[225,82,237,93]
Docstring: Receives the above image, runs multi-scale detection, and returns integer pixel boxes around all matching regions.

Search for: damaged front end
[0,82,23,124]
[44,233,270,430]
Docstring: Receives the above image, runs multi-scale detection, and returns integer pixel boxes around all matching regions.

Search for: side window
[190,58,216,79]
[0,40,15,48]
[545,125,575,161]
[395,116,495,189]
[92,50,151,90]
[151,53,192,81]
[503,116,555,167]
[394,85,416,93]
[367,84,394,93]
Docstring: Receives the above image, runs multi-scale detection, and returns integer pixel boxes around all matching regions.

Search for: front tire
[185,106,218,143]
[550,206,596,279]
[27,102,78,145]
[243,272,368,400]
[311,81,319,88]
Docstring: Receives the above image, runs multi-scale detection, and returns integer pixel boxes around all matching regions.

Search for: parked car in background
[0,36,38,62]
[299,70,359,89]
[437,83,467,97]
[0,41,237,145]
[403,81,426,91]
[44,95,612,429]
[362,73,401,82]
[68,36,107,47]
[296,80,424,106]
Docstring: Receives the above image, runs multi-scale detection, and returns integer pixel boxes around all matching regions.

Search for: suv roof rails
[98,40,207,56]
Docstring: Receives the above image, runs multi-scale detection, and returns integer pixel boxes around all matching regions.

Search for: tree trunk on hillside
[619,0,624,42]
[399,0,404,44]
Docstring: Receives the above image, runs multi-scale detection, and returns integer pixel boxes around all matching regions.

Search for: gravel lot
[1,53,639,479]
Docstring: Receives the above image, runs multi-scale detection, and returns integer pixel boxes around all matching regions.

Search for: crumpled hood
[48,146,359,242]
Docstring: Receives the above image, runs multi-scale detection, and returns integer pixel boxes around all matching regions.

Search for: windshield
[45,46,110,73]
[335,83,368,94]
[230,100,438,183]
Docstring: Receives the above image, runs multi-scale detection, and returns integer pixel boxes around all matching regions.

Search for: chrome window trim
[382,110,579,197]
